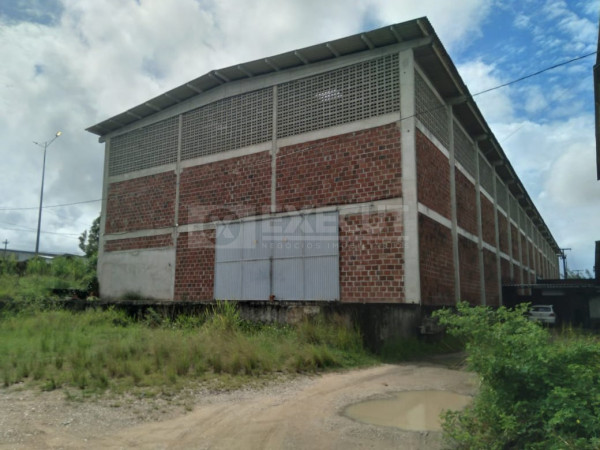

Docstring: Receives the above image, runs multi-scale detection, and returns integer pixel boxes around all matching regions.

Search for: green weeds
[0,305,375,394]
[434,302,600,449]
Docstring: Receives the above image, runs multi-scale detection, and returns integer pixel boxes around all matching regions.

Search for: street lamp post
[33,131,61,254]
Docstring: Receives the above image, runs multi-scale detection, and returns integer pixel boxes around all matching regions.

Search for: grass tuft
[0,306,376,394]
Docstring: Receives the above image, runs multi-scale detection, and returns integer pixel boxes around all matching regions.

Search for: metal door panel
[305,256,339,300]
[214,261,242,300]
[241,260,270,300]
[215,222,243,262]
[272,215,304,259]
[273,258,304,300]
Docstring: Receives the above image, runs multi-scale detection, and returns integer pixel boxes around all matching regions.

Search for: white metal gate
[214,212,339,301]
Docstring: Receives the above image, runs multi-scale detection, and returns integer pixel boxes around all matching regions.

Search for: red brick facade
[276,124,402,211]
[178,151,271,225]
[458,235,480,305]
[498,213,509,255]
[501,257,511,284]
[483,249,499,306]
[511,223,520,262]
[419,214,454,305]
[101,118,556,306]
[174,230,215,301]
[106,172,176,233]
[104,234,173,252]
[417,131,451,219]
[480,194,495,246]
[455,170,478,235]
[339,211,404,302]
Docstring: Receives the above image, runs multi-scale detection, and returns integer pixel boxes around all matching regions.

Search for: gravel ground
[0,359,476,449]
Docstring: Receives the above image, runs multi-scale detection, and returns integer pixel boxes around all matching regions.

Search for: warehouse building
[87,17,560,309]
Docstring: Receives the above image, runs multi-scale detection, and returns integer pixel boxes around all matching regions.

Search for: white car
[528,305,556,325]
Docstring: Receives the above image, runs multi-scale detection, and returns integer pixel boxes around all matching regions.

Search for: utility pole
[558,248,571,279]
[33,131,62,254]
[2,239,7,260]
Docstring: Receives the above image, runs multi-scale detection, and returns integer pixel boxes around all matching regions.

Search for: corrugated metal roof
[86,19,426,137]
[85,17,561,252]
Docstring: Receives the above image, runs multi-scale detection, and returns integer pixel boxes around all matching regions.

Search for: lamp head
[56,131,62,137]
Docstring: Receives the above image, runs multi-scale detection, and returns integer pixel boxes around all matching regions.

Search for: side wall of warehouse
[97,46,559,304]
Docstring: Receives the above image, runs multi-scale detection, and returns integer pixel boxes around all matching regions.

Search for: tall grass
[0,305,375,393]
[0,255,93,302]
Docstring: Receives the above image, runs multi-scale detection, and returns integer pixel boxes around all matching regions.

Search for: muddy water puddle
[343,390,471,431]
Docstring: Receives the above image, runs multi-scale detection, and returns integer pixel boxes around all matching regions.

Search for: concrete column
[97,137,111,297]
[174,115,183,229]
[271,85,278,214]
[516,206,523,285]
[507,192,514,280]
[474,144,485,305]
[448,108,460,304]
[492,170,503,305]
[172,114,183,300]
[399,49,420,304]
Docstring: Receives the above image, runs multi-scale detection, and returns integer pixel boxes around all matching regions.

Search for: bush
[434,302,600,449]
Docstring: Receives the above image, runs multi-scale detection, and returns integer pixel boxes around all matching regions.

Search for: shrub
[434,302,600,449]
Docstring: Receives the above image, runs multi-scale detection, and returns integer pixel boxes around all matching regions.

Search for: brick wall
[520,232,528,267]
[416,130,450,219]
[106,172,176,233]
[178,151,271,225]
[276,124,402,211]
[498,213,509,254]
[458,236,480,305]
[174,230,215,301]
[104,234,173,252]
[480,194,495,246]
[419,214,454,305]
[455,170,477,235]
[511,224,520,263]
[501,257,511,284]
[483,249,499,306]
[339,211,404,302]
[514,265,522,284]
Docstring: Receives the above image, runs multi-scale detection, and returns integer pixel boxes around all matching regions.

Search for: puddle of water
[343,390,471,432]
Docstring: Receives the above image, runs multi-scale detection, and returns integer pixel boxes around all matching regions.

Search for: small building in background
[87,18,560,336]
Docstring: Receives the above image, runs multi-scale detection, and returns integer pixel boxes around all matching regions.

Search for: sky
[0,0,598,275]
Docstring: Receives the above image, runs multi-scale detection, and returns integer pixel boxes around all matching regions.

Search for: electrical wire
[0,198,102,212]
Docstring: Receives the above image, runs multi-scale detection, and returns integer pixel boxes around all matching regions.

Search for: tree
[79,215,100,260]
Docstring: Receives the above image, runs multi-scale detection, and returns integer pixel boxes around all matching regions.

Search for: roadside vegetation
[0,302,375,394]
[435,302,600,449]
[0,254,95,302]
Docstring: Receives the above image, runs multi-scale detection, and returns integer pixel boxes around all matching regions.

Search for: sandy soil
[0,359,476,450]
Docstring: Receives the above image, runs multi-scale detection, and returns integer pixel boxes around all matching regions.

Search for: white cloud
[457,60,515,122]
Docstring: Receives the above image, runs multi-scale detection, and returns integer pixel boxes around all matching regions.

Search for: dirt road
[0,361,476,449]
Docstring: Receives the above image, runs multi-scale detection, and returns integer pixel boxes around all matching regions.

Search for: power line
[0,198,101,212]
[472,51,597,98]
[0,224,80,237]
